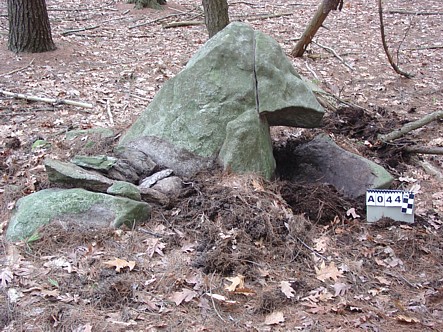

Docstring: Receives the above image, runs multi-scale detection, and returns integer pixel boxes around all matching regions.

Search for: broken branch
[378,110,443,142]
[61,25,100,36]
[163,21,204,29]
[404,146,443,155]
[312,41,354,70]
[387,9,443,16]
[0,90,94,109]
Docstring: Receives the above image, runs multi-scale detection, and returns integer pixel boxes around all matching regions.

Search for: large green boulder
[119,22,324,179]
[6,188,151,242]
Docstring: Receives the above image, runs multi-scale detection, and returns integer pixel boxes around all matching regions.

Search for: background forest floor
[0,0,442,331]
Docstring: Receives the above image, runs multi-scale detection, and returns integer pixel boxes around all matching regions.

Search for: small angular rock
[45,158,114,192]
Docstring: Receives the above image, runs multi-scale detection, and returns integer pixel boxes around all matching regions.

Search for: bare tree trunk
[291,0,342,57]
[202,0,229,38]
[7,0,56,53]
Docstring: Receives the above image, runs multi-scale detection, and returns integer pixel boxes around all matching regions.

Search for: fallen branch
[312,41,354,70]
[387,9,443,16]
[234,11,295,21]
[378,0,414,78]
[129,12,190,29]
[378,110,443,142]
[0,58,35,77]
[163,20,204,29]
[404,146,443,155]
[61,25,100,36]
[404,45,443,51]
[0,90,94,109]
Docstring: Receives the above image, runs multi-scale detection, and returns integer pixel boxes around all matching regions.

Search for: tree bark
[128,0,167,9]
[202,0,230,38]
[7,0,56,53]
[291,0,342,57]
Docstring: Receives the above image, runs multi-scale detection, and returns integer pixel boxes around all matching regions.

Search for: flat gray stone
[277,134,394,198]
[6,188,151,242]
[45,158,114,192]
[107,181,141,201]
[152,176,183,195]
[139,169,174,189]
[71,155,117,171]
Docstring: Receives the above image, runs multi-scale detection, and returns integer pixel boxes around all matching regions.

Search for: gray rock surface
[139,169,174,189]
[71,155,117,171]
[139,187,170,206]
[152,176,183,195]
[108,147,157,183]
[107,181,141,201]
[6,188,151,242]
[277,134,394,198]
[118,22,324,179]
[45,158,114,192]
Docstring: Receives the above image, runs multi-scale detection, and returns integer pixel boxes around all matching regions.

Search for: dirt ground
[0,0,442,331]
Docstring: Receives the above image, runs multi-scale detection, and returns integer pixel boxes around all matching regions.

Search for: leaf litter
[0,0,442,331]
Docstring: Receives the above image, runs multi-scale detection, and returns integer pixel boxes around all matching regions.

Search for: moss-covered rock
[6,188,151,242]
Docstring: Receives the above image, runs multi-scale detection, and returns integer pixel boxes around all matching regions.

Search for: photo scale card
[366,190,415,223]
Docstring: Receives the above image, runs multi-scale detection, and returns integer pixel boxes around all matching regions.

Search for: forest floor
[0,0,442,331]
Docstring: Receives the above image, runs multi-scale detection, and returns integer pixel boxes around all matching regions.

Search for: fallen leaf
[205,293,238,305]
[103,258,136,272]
[170,288,198,306]
[375,276,391,286]
[264,311,285,325]
[315,261,343,282]
[332,282,351,296]
[234,287,256,296]
[396,315,420,324]
[346,207,360,219]
[40,289,60,298]
[313,236,329,253]
[144,238,167,257]
[0,268,13,288]
[280,281,295,298]
[302,301,329,314]
[181,242,196,253]
[225,275,245,292]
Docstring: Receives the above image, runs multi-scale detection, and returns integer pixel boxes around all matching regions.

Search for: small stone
[71,155,117,171]
[107,181,141,201]
[139,169,174,189]
[45,158,114,192]
[152,176,183,195]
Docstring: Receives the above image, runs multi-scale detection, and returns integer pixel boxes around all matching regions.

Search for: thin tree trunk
[8,0,56,53]
[291,0,342,57]
[377,0,414,78]
[202,0,229,38]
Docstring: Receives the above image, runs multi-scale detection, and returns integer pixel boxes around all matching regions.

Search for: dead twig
[106,100,114,126]
[61,25,100,36]
[404,45,443,51]
[129,11,191,29]
[234,11,295,21]
[312,40,354,70]
[404,146,443,155]
[0,58,35,77]
[163,21,204,29]
[305,60,319,81]
[387,9,443,16]
[377,0,414,78]
[0,90,94,109]
[378,110,443,142]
